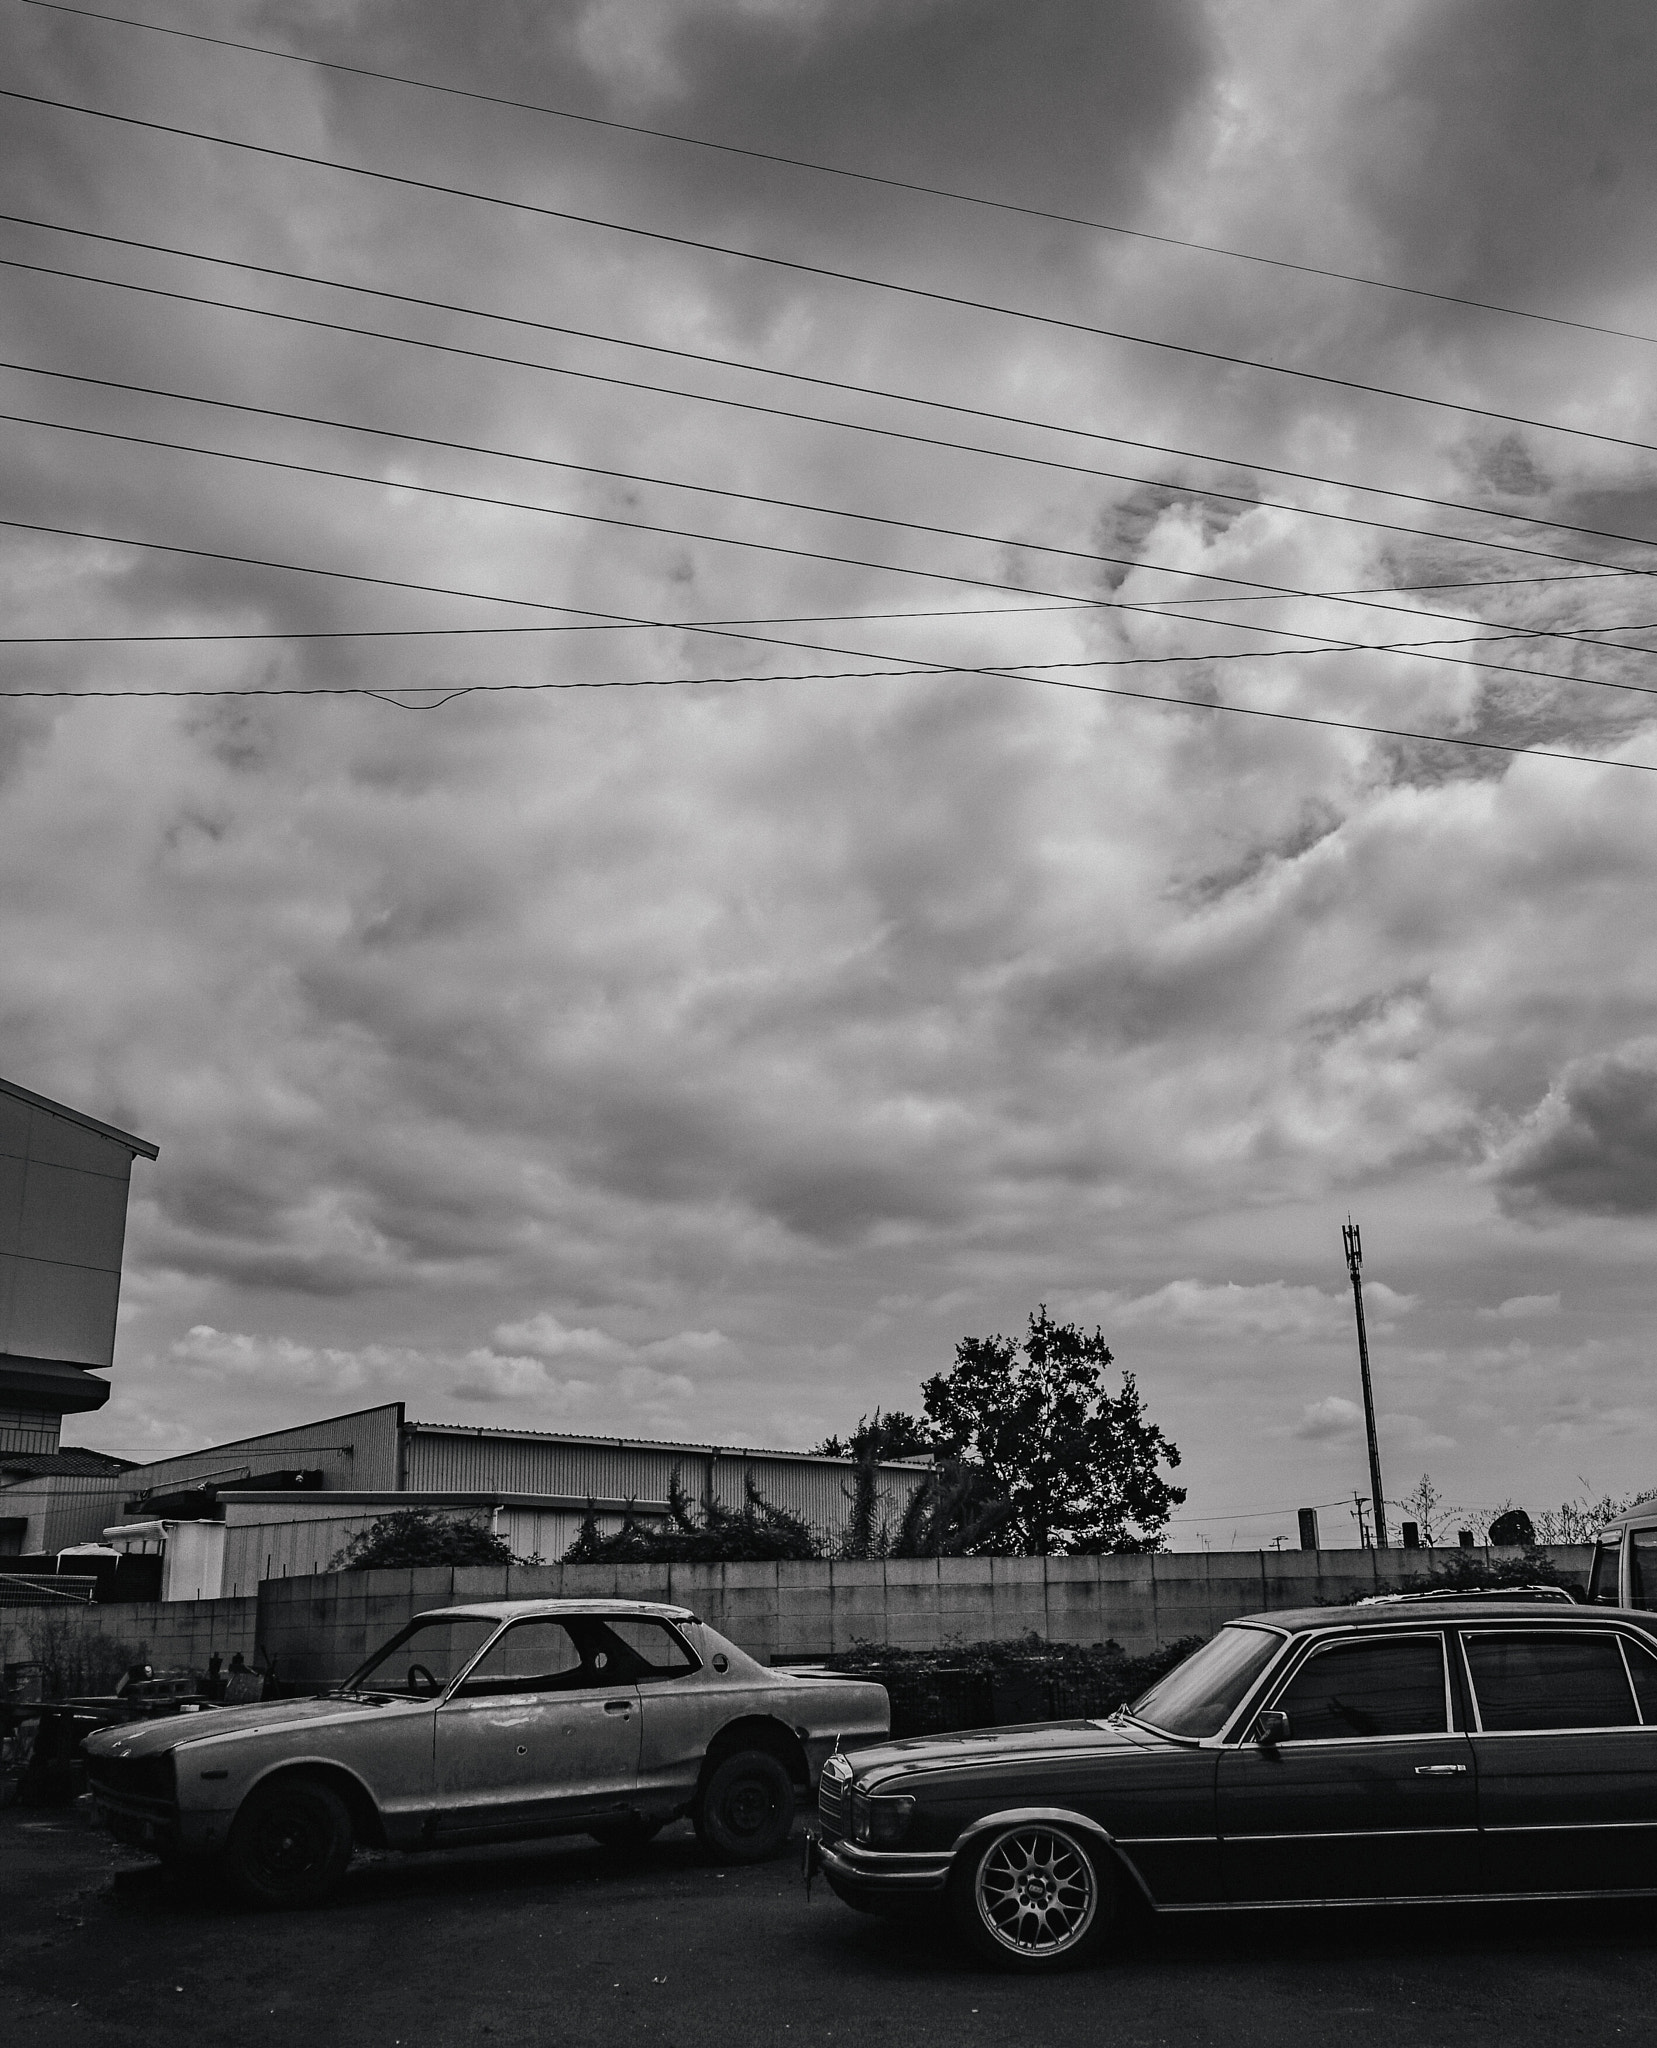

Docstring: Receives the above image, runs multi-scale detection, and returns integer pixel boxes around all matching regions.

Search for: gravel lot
[5,1801,1656,2048]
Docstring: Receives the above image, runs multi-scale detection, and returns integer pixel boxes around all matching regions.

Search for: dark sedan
[809,1595,1657,1971]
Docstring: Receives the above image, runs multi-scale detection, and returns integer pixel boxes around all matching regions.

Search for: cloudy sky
[5,0,1657,1546]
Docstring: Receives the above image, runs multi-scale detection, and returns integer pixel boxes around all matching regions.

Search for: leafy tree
[919,1306,1184,1555]
[330,1509,513,1570]
[813,1410,933,1461]
[813,1410,936,1560]
[1530,1488,1655,1545]
[562,1470,823,1564]
[891,1455,1016,1558]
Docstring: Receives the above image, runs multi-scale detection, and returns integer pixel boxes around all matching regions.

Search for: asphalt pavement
[4,1801,1655,2048]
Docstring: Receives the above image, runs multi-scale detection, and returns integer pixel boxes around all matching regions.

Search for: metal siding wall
[114,1404,403,1502]
[0,1471,130,1551]
[225,1512,360,1592]
[401,1430,930,1543]
[405,1431,682,1503]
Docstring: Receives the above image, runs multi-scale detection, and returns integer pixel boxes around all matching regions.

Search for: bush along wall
[820,1631,1205,1739]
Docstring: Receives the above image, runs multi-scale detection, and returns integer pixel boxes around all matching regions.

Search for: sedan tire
[225,1777,354,1908]
[694,1749,796,1863]
[951,1822,1112,1972]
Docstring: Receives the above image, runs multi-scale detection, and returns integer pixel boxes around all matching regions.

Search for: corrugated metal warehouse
[3,1401,933,1595]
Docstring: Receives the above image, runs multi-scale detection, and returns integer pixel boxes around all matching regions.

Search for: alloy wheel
[974,1825,1098,1959]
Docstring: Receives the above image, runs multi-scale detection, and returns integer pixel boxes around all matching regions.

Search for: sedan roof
[413,1597,699,1624]
[1236,1598,1621,1632]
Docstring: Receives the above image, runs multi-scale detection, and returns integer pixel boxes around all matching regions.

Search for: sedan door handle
[604,1699,633,1715]
[1414,1764,1468,1776]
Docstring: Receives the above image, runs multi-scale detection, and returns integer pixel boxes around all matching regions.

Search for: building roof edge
[0,1075,159,1159]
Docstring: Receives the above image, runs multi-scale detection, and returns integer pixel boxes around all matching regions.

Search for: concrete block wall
[253,1546,1597,1684]
[0,1593,257,1684]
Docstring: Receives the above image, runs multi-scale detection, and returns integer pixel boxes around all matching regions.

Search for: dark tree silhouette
[919,1306,1184,1555]
[562,1469,823,1563]
[330,1509,512,1570]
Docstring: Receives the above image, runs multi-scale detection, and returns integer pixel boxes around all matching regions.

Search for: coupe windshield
[1128,1624,1284,1739]
[344,1616,501,1697]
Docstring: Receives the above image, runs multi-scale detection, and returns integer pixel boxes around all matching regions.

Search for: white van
[1586,1496,1657,1607]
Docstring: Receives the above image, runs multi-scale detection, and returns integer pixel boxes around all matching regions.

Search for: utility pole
[1342,1219,1388,1548]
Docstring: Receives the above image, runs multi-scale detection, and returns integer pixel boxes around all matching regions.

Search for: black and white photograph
[3,1,1657,2040]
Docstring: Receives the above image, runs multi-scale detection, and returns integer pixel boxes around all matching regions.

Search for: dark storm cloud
[1345,0,1657,317]
[1496,1042,1657,1217]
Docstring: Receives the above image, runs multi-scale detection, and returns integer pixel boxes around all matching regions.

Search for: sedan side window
[1271,1636,1446,1742]
[1462,1631,1637,1732]
[1617,1634,1657,1724]
[454,1620,586,1696]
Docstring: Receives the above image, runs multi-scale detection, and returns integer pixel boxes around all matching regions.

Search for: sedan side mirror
[1255,1710,1291,1749]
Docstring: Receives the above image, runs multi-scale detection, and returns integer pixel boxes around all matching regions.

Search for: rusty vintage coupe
[84,1598,888,1904]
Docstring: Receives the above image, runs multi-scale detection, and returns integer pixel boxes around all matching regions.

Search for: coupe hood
[84,1693,426,1761]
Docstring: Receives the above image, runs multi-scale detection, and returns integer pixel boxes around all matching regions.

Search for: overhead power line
[12,253,1654,598]
[7,615,1652,777]
[7,410,1655,702]
[11,223,1657,573]
[10,87,1657,460]
[26,0,1657,353]
[8,515,1657,773]
[7,363,1653,662]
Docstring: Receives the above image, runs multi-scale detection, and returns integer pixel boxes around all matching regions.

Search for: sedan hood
[84,1693,428,1761]
[843,1715,1169,1783]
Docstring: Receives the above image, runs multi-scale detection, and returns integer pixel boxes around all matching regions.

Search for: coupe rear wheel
[952,1823,1111,1972]
[226,1777,354,1908]
[694,1749,795,1863]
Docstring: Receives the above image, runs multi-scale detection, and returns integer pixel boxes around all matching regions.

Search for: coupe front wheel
[694,1749,795,1862]
[225,1777,354,1908]
[951,1822,1112,1972]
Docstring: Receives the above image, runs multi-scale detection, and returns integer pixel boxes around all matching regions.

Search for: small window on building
[1463,1631,1637,1732]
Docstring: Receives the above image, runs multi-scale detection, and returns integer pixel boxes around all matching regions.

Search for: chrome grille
[817,1754,851,1839]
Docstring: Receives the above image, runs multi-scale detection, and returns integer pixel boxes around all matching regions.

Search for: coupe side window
[1272,1636,1447,1741]
[1629,1532,1657,1611]
[604,1618,697,1678]
[454,1620,586,1696]
[1462,1632,1637,1732]
[347,1616,500,1696]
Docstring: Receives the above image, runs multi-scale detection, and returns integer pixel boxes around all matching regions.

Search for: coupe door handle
[1414,1763,1468,1776]
[604,1699,633,1715]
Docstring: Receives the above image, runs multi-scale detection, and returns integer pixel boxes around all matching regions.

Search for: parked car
[84,1598,888,1905]
[1587,1494,1657,1609]
[808,1596,1657,1971]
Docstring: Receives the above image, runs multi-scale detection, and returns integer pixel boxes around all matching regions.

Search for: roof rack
[1356,1584,1577,1606]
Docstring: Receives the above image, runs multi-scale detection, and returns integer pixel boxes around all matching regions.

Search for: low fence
[254,1544,1596,1684]
[0,1595,257,1693]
